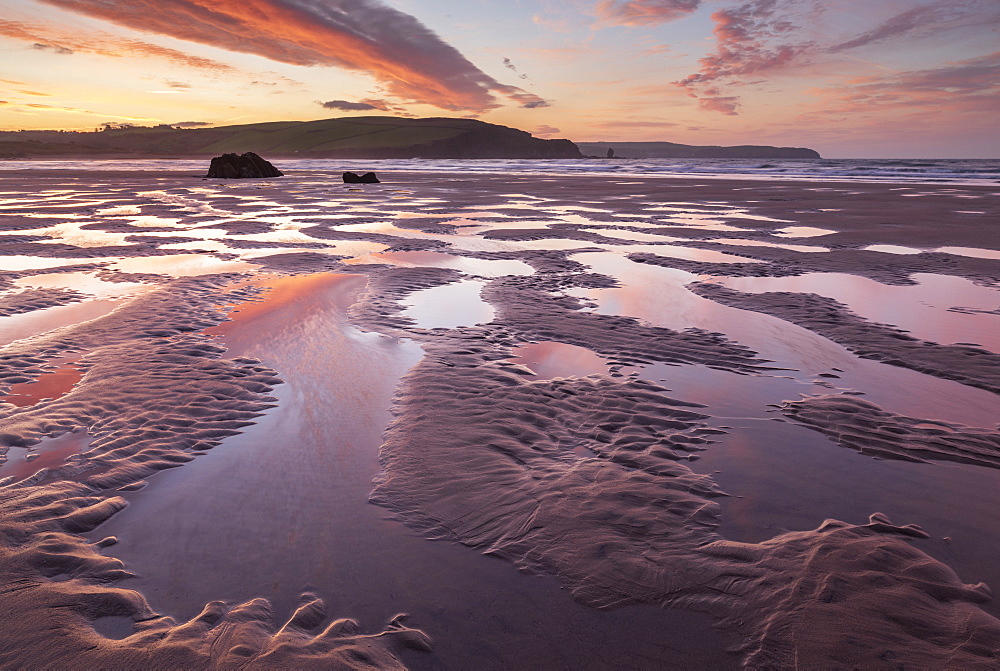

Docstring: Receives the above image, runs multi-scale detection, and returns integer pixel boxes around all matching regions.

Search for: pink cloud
[696,94,740,115]
[786,51,1000,154]
[810,51,1000,115]
[680,0,808,85]
[676,0,1000,116]
[34,0,547,112]
[674,0,812,114]
[595,0,701,26]
[534,124,561,137]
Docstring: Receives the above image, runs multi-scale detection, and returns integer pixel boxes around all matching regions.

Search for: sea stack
[206,152,283,178]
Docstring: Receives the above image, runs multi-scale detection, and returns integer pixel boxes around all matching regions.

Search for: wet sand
[1,167,999,668]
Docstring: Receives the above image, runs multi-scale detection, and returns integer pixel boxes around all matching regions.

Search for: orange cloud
[34,0,547,112]
[0,19,236,72]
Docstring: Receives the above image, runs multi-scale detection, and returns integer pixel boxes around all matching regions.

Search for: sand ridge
[689,282,1000,393]
[631,246,1000,285]
[781,394,1000,468]
[0,287,85,317]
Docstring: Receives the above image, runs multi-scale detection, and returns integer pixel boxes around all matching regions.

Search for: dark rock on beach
[206,152,283,178]
[343,171,380,184]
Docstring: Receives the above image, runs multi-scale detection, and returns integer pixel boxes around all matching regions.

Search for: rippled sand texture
[1,167,999,668]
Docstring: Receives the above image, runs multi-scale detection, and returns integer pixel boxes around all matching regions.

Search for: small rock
[343,171,380,184]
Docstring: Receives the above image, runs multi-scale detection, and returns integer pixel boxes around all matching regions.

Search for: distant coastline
[577,141,820,159]
[0,115,821,161]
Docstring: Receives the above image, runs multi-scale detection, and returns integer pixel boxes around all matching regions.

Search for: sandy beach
[1,164,999,668]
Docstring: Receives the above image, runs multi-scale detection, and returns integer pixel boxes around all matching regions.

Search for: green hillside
[0,117,582,159]
[198,118,468,154]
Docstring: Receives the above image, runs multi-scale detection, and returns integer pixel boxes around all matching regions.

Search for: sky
[0,0,998,157]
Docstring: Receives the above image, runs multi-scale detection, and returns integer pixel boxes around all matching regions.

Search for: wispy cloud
[519,97,551,109]
[808,51,1000,116]
[832,1,1000,52]
[32,42,73,54]
[595,0,701,26]
[788,50,1000,153]
[503,57,529,80]
[588,119,679,128]
[249,73,306,89]
[25,103,71,109]
[5,102,116,117]
[318,97,407,113]
[320,99,381,111]
[0,19,237,72]
[34,0,547,112]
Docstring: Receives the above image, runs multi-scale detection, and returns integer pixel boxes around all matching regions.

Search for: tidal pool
[401,280,495,329]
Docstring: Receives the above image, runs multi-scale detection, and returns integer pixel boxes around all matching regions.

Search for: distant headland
[578,141,820,159]
[0,116,820,160]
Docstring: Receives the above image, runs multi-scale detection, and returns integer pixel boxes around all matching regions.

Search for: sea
[2,157,999,185]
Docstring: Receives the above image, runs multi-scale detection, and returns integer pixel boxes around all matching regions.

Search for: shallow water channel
[92,272,739,669]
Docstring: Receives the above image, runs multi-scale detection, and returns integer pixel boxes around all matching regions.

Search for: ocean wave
[1,157,997,185]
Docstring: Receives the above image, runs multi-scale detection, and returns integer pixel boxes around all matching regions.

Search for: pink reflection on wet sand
[0,300,121,347]
[401,280,494,329]
[0,430,92,483]
[508,341,610,380]
[205,272,368,339]
[112,254,255,277]
[2,361,83,407]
